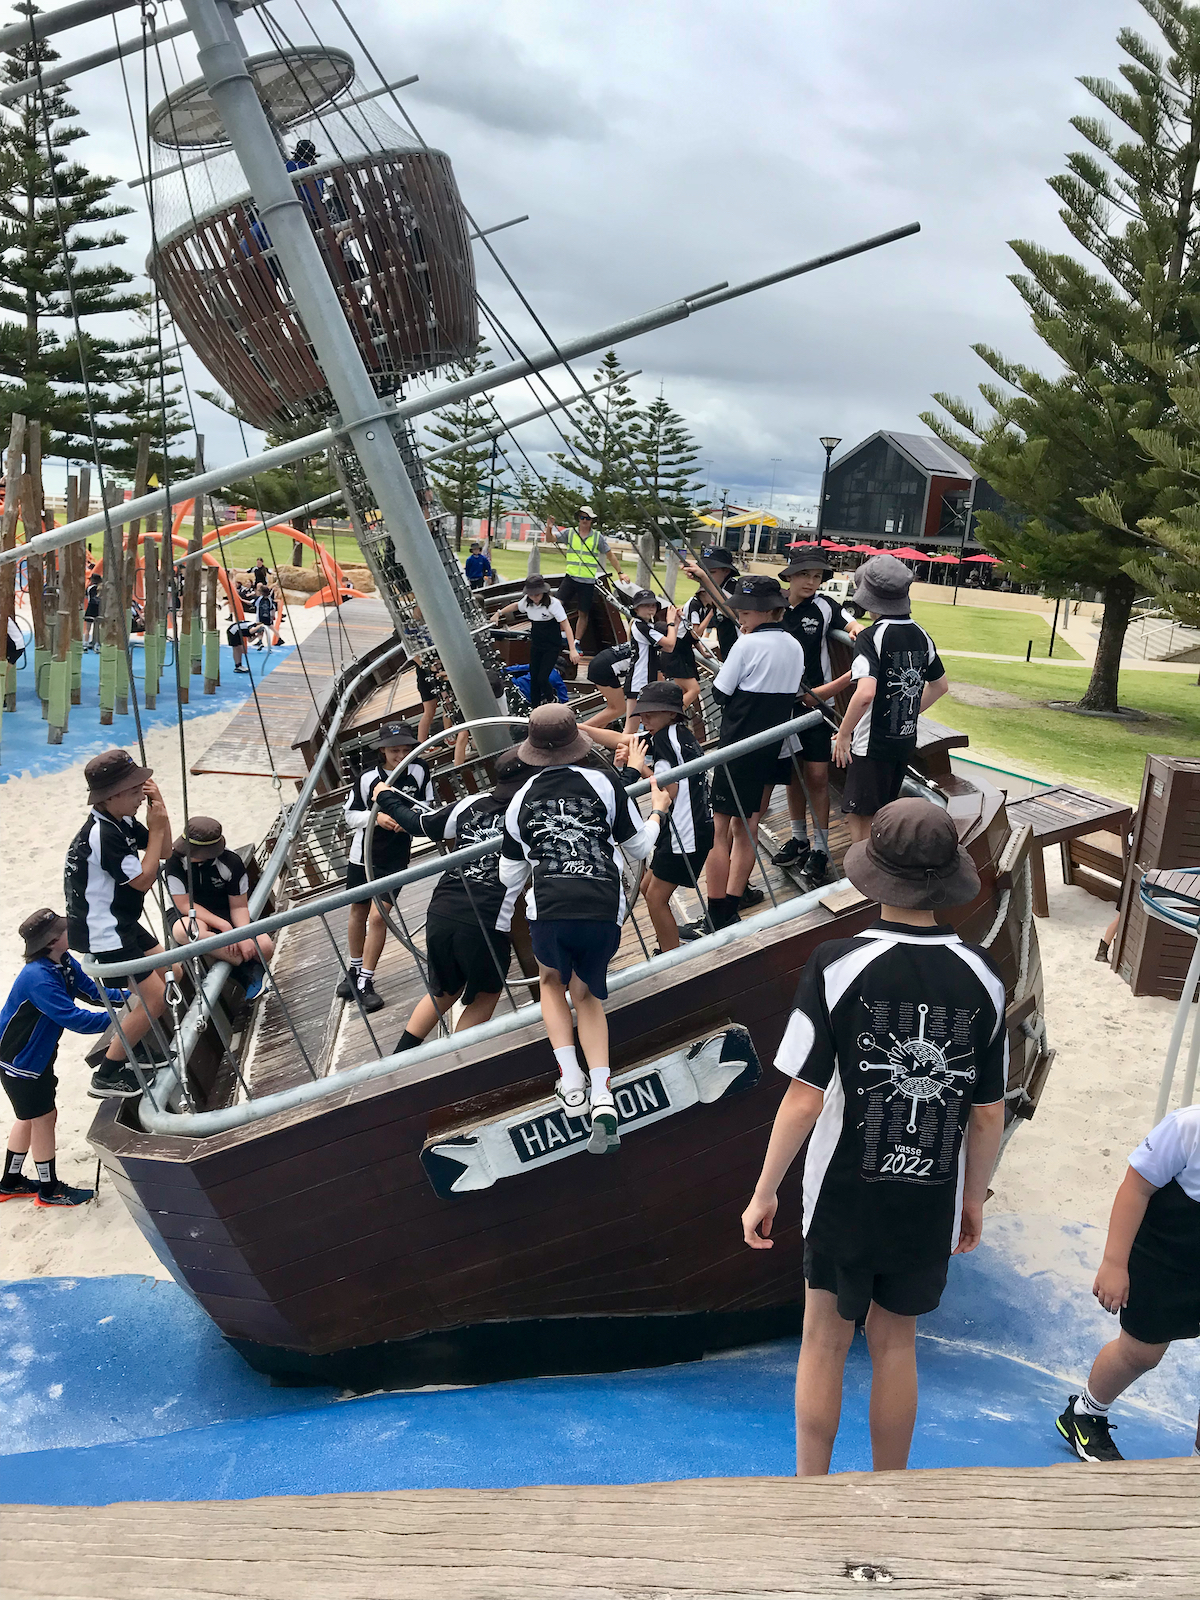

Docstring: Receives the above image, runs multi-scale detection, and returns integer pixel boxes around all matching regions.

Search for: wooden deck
[192,599,397,780]
[6,1460,1198,1598]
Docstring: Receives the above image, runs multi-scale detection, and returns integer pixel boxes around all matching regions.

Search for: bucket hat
[85,748,152,803]
[853,554,913,617]
[20,908,67,960]
[516,704,593,767]
[843,798,981,910]
[491,748,533,802]
[697,546,738,573]
[633,680,684,715]
[630,588,657,609]
[781,548,833,579]
[729,574,786,612]
[171,816,226,862]
[371,721,420,750]
[523,575,552,595]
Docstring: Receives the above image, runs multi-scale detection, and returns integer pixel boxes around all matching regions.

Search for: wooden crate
[1061,828,1125,903]
[1114,755,1200,999]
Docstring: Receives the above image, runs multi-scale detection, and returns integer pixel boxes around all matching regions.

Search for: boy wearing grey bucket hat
[834,555,949,841]
[741,797,1004,1477]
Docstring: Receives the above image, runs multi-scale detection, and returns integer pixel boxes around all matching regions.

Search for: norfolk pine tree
[549,351,640,532]
[0,5,144,462]
[923,0,1200,713]
[631,391,705,555]
[424,344,496,549]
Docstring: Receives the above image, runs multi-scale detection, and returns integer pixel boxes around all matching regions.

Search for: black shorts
[772,724,834,783]
[1121,1192,1200,1344]
[804,1243,948,1322]
[89,926,159,986]
[0,1065,57,1120]
[426,916,511,1004]
[650,830,714,888]
[226,621,257,645]
[587,653,625,690]
[657,642,697,680]
[345,848,410,906]
[840,755,907,816]
[530,918,622,999]
[711,745,781,818]
[416,665,438,703]
[557,575,595,615]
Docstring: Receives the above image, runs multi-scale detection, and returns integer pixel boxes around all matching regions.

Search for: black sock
[1,1149,26,1190]
[395,1030,424,1052]
[35,1157,56,1198]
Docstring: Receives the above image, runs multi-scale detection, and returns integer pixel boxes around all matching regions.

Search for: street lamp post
[814,436,841,546]
[768,458,781,510]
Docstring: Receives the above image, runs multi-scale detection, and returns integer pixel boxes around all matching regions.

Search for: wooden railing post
[190,436,205,676]
[144,536,159,709]
[0,413,24,725]
[203,563,220,692]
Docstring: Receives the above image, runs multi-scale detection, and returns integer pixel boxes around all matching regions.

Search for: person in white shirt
[497,576,580,707]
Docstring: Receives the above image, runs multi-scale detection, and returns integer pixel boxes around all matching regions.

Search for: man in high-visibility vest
[554,505,623,648]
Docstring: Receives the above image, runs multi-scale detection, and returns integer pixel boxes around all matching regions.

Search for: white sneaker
[588,1099,619,1155]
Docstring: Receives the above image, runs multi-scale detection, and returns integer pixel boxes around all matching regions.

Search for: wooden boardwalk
[192,598,397,780]
[6,1460,1198,1598]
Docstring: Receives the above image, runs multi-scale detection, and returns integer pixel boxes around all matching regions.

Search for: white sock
[813,825,830,856]
[790,819,809,843]
[553,1046,585,1093]
[589,1066,613,1107]
[1076,1387,1109,1417]
[349,956,362,972]
[357,967,374,987]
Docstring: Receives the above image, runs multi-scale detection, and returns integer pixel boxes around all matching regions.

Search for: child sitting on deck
[163,817,273,1000]
[742,799,1006,1476]
[498,705,671,1154]
[1056,1105,1200,1463]
[833,555,948,842]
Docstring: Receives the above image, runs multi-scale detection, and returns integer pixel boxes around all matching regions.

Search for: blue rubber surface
[0,639,293,783]
[2,1216,1197,1503]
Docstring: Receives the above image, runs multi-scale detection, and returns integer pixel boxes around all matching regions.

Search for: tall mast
[180,0,504,744]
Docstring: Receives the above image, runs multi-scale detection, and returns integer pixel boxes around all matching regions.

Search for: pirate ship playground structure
[2,0,1053,1387]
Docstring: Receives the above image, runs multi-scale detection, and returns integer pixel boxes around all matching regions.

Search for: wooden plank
[6,1461,1200,1599]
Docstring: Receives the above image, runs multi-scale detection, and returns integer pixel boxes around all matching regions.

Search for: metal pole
[0,17,191,104]
[483,437,498,550]
[182,0,503,744]
[815,441,834,544]
[1048,597,1060,660]
[952,477,976,607]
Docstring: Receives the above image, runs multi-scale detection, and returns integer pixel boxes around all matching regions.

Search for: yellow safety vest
[563,527,603,581]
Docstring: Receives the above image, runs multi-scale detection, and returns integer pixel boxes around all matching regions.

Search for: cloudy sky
[51,0,1140,515]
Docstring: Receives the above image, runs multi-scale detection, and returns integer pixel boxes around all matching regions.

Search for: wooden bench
[1005,785,1133,918]
[1062,828,1127,904]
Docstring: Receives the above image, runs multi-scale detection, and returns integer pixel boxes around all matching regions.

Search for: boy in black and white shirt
[835,555,947,840]
[623,589,679,731]
[339,723,435,1012]
[742,799,1005,1476]
[163,816,272,999]
[64,749,173,1100]
[499,705,669,1153]
[683,547,740,659]
[385,751,532,1052]
[1056,1105,1200,1463]
[706,575,805,929]
[768,550,853,887]
[497,576,580,708]
[625,680,713,953]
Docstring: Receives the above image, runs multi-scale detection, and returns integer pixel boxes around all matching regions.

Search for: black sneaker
[88,1063,144,1099]
[335,971,360,1000]
[1096,938,1111,964]
[772,838,810,868]
[739,885,765,908]
[802,849,830,888]
[677,924,703,943]
[355,978,385,1014]
[1056,1397,1123,1462]
[35,1183,94,1208]
[0,1176,38,1201]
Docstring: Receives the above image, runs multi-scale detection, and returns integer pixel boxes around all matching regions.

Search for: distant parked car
[820,576,854,606]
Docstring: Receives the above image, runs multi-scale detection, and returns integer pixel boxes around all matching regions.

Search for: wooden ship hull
[88,607,1050,1390]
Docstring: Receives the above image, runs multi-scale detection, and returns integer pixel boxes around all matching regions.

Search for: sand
[0,635,1185,1283]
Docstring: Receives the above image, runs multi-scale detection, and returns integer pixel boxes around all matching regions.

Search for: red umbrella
[889,546,927,561]
[962,553,1000,563]
[819,540,850,552]
[848,543,880,554]
[928,553,959,565]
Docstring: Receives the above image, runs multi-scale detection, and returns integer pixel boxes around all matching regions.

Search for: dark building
[821,431,998,551]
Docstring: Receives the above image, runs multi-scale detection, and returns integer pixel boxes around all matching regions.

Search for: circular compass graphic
[858,1004,977,1133]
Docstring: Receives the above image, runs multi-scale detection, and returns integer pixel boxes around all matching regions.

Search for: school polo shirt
[164,849,250,923]
[343,759,435,872]
[850,617,945,761]
[65,808,151,954]
[627,616,667,695]
[776,921,1007,1269]
[649,722,712,855]
[782,593,841,689]
[498,762,655,929]
[712,623,805,747]
[379,791,508,930]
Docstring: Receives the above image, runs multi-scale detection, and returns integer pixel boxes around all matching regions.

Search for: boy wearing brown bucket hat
[0,910,128,1207]
[164,818,274,1001]
[498,704,671,1153]
[63,749,173,1101]
[834,554,948,840]
[742,798,1005,1476]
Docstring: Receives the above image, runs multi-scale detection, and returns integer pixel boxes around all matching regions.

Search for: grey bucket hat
[853,553,913,617]
[843,799,981,910]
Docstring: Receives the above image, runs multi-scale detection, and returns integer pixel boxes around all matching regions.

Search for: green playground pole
[114,641,128,718]
[203,615,220,691]
[46,655,69,743]
[98,640,116,720]
[143,624,158,707]
[33,645,49,719]
[70,636,82,704]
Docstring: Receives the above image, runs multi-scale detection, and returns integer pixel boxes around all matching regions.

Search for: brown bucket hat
[516,704,593,767]
[172,816,226,861]
[19,908,67,960]
[843,798,981,910]
[85,748,153,804]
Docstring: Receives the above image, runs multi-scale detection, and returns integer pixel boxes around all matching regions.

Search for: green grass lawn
[935,657,1198,801]
[911,601,1081,661]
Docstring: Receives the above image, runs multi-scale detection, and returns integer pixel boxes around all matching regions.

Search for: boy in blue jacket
[0,909,126,1207]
